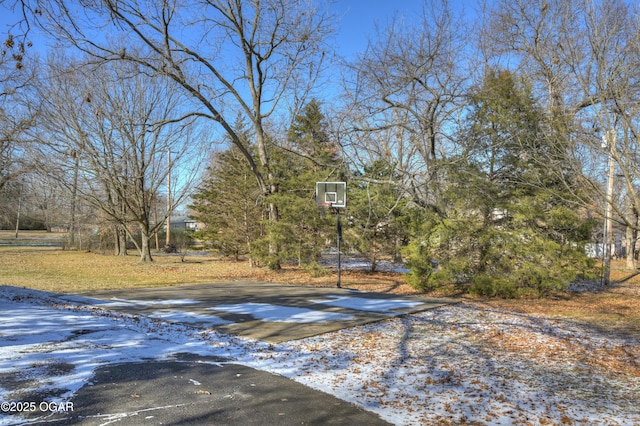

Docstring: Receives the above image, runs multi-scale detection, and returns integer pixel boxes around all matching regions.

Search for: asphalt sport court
[69,281,455,343]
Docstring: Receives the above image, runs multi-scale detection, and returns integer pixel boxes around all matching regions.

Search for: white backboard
[316,182,346,208]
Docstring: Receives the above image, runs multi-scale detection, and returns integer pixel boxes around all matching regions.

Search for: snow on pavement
[208,302,355,323]
[0,287,246,425]
[1,286,640,425]
[309,295,423,312]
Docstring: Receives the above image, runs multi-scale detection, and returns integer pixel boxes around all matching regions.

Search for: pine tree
[347,160,410,271]
[191,102,344,269]
[189,120,265,261]
[287,99,340,169]
[262,99,345,267]
[404,69,597,296]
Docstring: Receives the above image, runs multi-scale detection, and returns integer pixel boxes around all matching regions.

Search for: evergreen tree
[287,99,340,169]
[256,99,344,268]
[189,120,265,261]
[404,69,597,296]
[191,102,343,269]
[347,160,410,271]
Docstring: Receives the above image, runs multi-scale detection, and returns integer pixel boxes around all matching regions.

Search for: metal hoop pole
[336,208,342,288]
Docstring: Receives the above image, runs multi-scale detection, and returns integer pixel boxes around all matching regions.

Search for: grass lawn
[2,231,640,338]
[0,245,411,294]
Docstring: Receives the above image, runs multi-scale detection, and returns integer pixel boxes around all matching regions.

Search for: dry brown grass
[476,262,640,338]
[0,230,63,240]
[2,236,640,338]
[0,245,416,294]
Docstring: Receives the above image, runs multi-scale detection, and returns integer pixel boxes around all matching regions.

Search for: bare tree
[0,22,36,194]
[570,0,640,273]
[337,0,468,210]
[28,0,333,265]
[37,57,202,261]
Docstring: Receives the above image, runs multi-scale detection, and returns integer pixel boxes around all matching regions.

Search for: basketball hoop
[315,182,346,208]
[315,182,347,288]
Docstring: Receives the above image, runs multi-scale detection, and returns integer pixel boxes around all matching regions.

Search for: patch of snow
[0,288,248,425]
[148,310,233,325]
[102,297,200,307]
[309,295,423,312]
[238,305,640,425]
[320,253,410,273]
[207,303,355,323]
[567,278,604,293]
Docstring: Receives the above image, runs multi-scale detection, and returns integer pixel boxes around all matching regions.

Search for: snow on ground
[98,297,201,307]
[320,253,411,273]
[0,288,246,425]
[240,305,640,425]
[1,286,640,425]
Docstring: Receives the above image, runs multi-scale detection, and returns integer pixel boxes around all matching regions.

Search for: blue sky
[0,1,426,60]
[331,0,424,59]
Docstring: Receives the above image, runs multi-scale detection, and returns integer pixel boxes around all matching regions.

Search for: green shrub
[403,240,437,291]
[303,261,330,277]
[469,275,518,298]
[250,238,280,270]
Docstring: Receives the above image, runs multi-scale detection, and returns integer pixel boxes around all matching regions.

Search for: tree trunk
[625,201,639,270]
[140,230,153,262]
[114,225,127,256]
[625,226,636,270]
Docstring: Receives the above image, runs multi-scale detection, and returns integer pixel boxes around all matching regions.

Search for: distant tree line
[1,0,639,296]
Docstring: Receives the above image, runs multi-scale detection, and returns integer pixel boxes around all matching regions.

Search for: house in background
[169,216,202,232]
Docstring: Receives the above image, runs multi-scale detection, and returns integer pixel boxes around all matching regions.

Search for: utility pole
[603,131,616,286]
[14,185,22,239]
[166,149,172,248]
[69,150,79,249]
[336,209,342,288]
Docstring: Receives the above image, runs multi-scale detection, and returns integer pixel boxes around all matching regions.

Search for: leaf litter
[236,303,640,425]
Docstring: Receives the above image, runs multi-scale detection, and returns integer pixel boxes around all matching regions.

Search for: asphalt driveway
[38,355,391,425]
[2,282,455,425]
